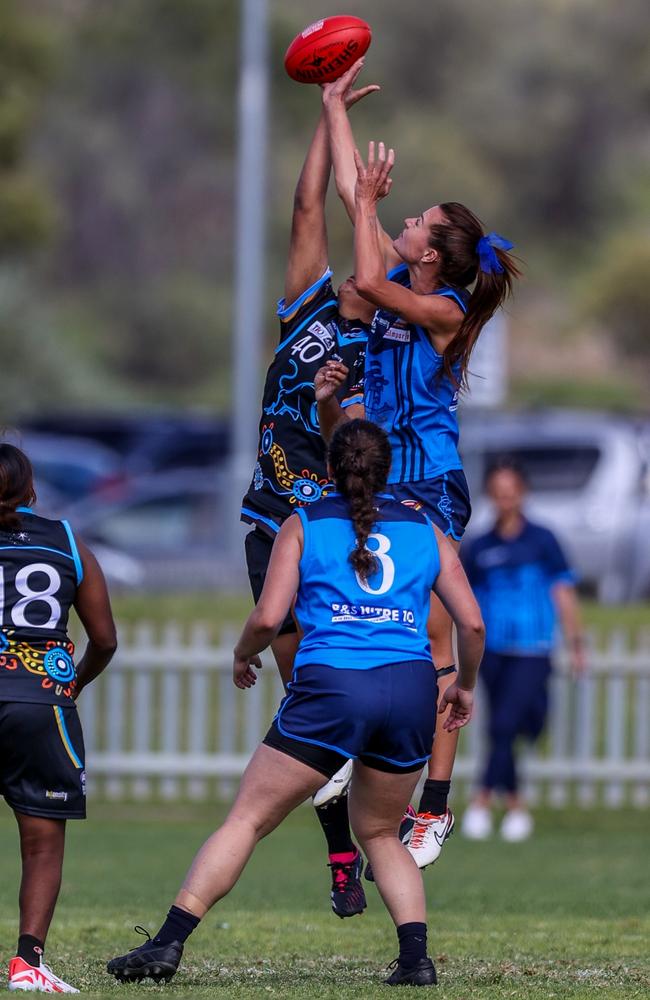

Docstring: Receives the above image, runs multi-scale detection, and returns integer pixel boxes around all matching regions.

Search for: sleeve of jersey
[276,269,334,330]
[542,529,577,585]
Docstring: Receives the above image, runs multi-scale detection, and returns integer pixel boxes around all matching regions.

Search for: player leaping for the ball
[239,80,379,918]
[315,60,520,870]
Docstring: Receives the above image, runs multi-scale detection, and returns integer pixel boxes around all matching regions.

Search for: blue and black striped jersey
[365,264,469,485]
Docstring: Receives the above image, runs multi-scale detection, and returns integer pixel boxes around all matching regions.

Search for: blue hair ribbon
[476,232,514,274]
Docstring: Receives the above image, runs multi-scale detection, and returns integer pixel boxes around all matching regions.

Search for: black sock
[418,779,451,816]
[397,921,427,969]
[153,905,201,946]
[17,935,44,966]
[314,794,355,856]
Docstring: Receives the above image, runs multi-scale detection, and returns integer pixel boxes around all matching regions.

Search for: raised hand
[314,360,350,403]
[321,58,380,110]
[354,140,395,206]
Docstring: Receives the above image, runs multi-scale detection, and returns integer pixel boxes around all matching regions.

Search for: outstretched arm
[285,76,382,307]
[283,112,331,306]
[321,59,401,271]
[353,142,463,350]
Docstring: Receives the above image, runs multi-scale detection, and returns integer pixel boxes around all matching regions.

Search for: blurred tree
[2,0,648,412]
[0,0,56,251]
[583,232,650,365]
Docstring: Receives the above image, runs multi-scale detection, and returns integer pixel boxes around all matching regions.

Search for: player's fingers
[349,84,380,104]
[367,140,375,168]
[437,692,450,714]
[353,147,365,176]
[343,57,365,87]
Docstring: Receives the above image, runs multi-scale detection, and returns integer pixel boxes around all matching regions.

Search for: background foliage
[1,0,649,417]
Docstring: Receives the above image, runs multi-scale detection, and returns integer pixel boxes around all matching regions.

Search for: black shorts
[0,702,86,819]
[263,660,438,778]
[245,526,297,636]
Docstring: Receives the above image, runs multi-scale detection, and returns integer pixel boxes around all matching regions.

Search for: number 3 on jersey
[0,563,62,629]
[355,533,395,596]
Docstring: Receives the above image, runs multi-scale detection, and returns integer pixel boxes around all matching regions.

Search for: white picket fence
[76,623,650,807]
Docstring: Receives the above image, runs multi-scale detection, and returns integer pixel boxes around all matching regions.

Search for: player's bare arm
[233,516,303,688]
[353,141,464,352]
[431,527,485,732]
[286,71,383,307]
[72,538,117,696]
[322,62,401,273]
[283,112,331,306]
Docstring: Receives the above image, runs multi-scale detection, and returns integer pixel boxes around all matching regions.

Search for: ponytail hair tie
[476,232,514,274]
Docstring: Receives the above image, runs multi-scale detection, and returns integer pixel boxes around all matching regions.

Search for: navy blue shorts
[264,660,438,777]
[389,469,471,541]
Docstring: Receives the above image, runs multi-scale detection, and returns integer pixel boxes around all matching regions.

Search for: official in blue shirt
[461,459,585,842]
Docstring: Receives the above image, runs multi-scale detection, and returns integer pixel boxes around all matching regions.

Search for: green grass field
[0,804,648,999]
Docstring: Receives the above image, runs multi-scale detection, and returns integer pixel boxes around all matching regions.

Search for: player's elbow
[460,615,485,643]
[353,275,382,300]
[88,623,118,654]
[250,606,283,636]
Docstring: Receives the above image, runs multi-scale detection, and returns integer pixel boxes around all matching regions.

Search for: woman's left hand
[233,652,263,689]
[354,140,395,206]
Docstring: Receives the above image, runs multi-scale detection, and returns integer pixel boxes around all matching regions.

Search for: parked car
[459,409,650,602]
[1,431,123,504]
[67,469,232,590]
[22,413,230,476]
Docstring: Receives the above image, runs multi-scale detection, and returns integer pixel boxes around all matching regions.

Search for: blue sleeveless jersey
[293,493,439,670]
[364,264,469,484]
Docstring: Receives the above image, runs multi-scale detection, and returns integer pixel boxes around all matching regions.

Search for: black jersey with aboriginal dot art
[0,507,82,705]
[241,270,367,531]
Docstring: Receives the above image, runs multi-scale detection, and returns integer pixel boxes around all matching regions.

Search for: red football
[284,15,372,85]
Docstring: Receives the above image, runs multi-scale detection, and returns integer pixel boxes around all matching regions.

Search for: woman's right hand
[321,58,380,110]
[314,360,349,403]
[438,683,474,732]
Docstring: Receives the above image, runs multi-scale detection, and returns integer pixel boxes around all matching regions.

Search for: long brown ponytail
[428,202,521,388]
[328,419,392,583]
[0,444,36,532]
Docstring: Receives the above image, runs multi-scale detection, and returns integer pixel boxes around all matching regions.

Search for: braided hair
[328,419,392,583]
[0,444,36,532]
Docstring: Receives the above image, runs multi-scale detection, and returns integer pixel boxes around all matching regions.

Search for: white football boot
[313,758,353,808]
[407,808,455,868]
[8,957,79,993]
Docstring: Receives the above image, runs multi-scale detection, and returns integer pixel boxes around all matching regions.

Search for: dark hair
[0,444,36,531]
[483,455,528,490]
[427,202,521,389]
[328,419,392,583]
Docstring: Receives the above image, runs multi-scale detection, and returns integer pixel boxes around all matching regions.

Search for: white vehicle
[459,409,650,602]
